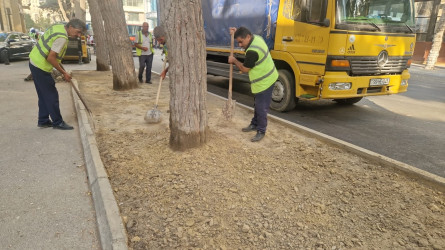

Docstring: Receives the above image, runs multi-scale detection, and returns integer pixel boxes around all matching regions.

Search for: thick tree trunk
[57,0,69,21]
[98,0,138,90]
[425,6,445,70]
[87,0,109,71]
[159,0,208,151]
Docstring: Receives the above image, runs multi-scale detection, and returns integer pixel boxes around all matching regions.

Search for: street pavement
[0,58,100,249]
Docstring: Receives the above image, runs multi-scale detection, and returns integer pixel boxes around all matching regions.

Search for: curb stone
[71,73,444,249]
[71,79,129,250]
[208,92,445,193]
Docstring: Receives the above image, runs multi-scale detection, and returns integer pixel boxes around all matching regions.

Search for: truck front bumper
[320,70,410,99]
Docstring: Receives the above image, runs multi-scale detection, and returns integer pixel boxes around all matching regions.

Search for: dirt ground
[74,70,444,250]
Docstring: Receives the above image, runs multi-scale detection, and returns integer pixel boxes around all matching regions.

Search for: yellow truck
[63,35,91,63]
[203,0,415,111]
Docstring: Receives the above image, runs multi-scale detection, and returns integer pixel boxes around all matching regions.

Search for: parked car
[0,32,35,65]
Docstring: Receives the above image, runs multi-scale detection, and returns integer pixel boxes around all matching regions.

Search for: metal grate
[350,56,409,75]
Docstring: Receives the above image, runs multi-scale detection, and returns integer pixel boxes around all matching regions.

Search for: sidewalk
[0,60,99,249]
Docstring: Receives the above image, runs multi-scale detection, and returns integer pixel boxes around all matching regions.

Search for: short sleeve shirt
[243,36,259,69]
[138,32,153,56]
[30,37,67,67]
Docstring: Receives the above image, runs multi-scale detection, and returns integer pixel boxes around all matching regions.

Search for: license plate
[369,78,390,86]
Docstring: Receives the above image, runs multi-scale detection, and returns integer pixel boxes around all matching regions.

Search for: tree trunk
[57,0,69,21]
[87,0,109,71]
[159,0,208,151]
[425,6,445,70]
[98,0,138,90]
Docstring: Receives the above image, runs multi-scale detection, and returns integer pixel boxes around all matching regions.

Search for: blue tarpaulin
[202,0,279,50]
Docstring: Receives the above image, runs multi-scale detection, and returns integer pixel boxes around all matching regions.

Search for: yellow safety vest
[136,31,154,56]
[246,35,278,94]
[29,24,68,72]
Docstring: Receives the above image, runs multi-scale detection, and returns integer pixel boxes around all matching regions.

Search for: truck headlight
[401,79,408,86]
[329,82,352,90]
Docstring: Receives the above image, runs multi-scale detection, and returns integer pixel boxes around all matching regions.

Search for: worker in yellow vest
[153,25,168,80]
[29,19,86,130]
[134,22,154,84]
[228,27,279,142]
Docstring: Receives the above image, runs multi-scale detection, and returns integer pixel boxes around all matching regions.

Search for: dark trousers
[29,63,63,126]
[250,84,274,133]
[138,54,154,82]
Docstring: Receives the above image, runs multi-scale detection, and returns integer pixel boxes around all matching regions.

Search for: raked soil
[74,70,444,250]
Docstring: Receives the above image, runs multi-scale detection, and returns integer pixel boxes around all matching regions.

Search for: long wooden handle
[154,59,168,107]
[69,80,91,114]
[229,32,234,100]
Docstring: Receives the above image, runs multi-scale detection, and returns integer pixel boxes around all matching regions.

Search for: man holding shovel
[29,19,86,130]
[228,27,278,142]
[153,25,168,79]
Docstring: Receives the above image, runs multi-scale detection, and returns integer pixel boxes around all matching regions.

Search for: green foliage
[35,15,53,30]
[39,0,72,12]
[24,13,36,30]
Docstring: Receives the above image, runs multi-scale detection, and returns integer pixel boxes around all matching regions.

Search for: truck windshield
[336,0,415,33]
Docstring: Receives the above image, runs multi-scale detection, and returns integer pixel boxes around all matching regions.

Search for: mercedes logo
[377,50,389,68]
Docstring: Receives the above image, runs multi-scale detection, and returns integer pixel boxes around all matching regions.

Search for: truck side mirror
[323,18,330,27]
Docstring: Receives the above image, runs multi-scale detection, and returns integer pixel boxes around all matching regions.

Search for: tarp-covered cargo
[202,0,279,50]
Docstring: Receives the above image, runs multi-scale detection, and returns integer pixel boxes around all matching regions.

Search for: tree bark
[425,6,445,70]
[87,0,110,71]
[57,0,69,21]
[159,0,208,151]
[98,0,138,90]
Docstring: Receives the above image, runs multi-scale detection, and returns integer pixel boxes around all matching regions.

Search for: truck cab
[204,0,415,111]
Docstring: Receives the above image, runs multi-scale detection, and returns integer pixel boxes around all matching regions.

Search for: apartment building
[0,0,25,32]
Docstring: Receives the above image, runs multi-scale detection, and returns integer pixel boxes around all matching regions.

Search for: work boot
[53,121,74,130]
[37,120,53,128]
[251,131,265,142]
[242,124,257,132]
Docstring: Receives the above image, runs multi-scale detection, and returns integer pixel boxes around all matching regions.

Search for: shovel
[145,59,167,124]
[222,31,236,120]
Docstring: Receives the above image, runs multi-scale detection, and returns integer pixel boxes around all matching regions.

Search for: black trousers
[138,54,154,82]
[29,63,63,126]
[250,83,274,133]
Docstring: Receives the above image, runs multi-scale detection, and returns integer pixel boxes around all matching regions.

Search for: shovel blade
[222,99,236,120]
[145,108,162,124]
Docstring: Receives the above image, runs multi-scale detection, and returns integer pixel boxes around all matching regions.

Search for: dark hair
[65,19,87,33]
[234,26,252,39]
[153,25,166,38]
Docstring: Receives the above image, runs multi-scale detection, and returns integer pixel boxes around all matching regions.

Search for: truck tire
[270,69,297,112]
[1,50,10,65]
[334,97,363,105]
[82,50,91,63]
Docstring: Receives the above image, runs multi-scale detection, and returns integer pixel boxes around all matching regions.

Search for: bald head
[142,22,149,33]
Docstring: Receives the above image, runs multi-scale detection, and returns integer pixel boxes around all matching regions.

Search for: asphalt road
[8,53,443,178]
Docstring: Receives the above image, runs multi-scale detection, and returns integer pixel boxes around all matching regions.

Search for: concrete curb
[71,79,128,250]
[209,92,445,192]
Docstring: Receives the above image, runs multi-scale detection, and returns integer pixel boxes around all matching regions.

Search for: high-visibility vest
[29,24,68,72]
[246,35,278,94]
[136,31,154,56]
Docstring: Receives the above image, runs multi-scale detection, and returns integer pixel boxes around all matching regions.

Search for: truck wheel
[334,97,363,105]
[270,69,297,112]
[82,51,91,63]
[1,50,10,65]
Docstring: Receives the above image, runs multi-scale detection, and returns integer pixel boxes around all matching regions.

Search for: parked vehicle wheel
[82,50,91,63]
[270,69,297,112]
[0,50,10,65]
[334,97,363,105]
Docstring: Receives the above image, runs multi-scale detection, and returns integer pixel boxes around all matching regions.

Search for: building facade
[0,0,26,32]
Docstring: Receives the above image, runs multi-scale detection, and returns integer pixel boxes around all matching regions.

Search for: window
[9,34,20,41]
[128,12,140,22]
[21,34,31,40]
[282,0,327,24]
[124,0,143,8]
